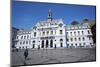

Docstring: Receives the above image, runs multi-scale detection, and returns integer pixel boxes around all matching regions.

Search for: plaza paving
[11,48,96,66]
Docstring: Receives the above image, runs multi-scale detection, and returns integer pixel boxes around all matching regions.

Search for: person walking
[24,49,28,60]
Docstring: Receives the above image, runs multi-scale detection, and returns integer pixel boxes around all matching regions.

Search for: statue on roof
[47,9,53,21]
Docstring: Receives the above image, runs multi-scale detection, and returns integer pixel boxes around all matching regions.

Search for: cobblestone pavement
[11,48,96,66]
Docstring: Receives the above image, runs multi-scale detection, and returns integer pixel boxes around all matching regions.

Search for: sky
[12,1,96,29]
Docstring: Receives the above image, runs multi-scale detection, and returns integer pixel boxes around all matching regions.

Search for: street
[11,48,96,66]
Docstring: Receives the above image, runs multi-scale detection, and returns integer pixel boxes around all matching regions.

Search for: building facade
[12,27,19,48]
[66,24,94,48]
[13,10,95,49]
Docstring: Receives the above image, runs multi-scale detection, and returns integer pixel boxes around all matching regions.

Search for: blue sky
[12,1,96,29]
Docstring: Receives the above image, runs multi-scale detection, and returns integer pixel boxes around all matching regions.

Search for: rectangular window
[20,42,22,44]
[23,41,25,44]
[34,32,36,37]
[89,37,91,40]
[27,35,29,39]
[79,43,81,46]
[16,36,18,39]
[33,40,35,43]
[83,43,85,45]
[74,32,76,35]
[43,32,45,35]
[75,38,77,41]
[67,44,69,46]
[24,36,26,39]
[71,44,73,46]
[82,31,84,34]
[90,43,92,45]
[75,43,77,46]
[70,32,72,36]
[67,38,69,42]
[67,32,68,35]
[55,30,56,34]
[51,31,53,34]
[78,31,80,35]
[71,38,73,41]
[47,31,49,35]
[83,37,85,41]
[60,30,63,34]
[79,38,81,41]
[88,30,90,34]
[40,32,41,35]
[26,41,28,44]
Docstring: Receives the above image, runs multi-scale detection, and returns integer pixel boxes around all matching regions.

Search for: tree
[83,18,89,22]
[71,21,79,25]
[91,23,96,44]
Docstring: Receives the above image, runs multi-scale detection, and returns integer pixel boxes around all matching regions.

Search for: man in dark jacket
[24,49,28,60]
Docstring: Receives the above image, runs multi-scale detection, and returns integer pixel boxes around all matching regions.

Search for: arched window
[26,41,28,44]
[24,36,26,39]
[60,39,63,47]
[33,40,35,43]
[60,39,63,41]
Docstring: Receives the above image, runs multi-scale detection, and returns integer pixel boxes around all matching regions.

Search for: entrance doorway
[46,40,49,48]
[41,40,44,48]
[50,40,53,48]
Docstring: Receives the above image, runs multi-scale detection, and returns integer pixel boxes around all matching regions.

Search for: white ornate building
[13,10,95,49]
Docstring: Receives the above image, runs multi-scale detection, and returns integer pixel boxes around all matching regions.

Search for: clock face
[59,23,63,27]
